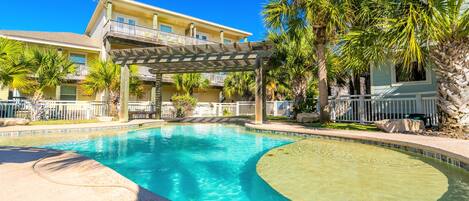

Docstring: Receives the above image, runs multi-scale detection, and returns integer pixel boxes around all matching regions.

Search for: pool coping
[245,122,469,172]
[0,119,165,137]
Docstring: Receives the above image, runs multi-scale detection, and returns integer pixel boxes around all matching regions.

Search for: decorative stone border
[246,127,469,172]
[0,120,165,137]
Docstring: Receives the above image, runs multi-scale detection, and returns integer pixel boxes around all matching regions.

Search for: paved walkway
[246,122,469,165]
[0,120,164,136]
[0,146,167,201]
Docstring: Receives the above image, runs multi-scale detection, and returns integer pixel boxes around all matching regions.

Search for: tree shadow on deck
[0,146,61,164]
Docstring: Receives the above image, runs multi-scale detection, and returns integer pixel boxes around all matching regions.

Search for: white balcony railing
[106,20,216,46]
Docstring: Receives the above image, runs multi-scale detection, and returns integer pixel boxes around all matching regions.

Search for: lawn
[29,119,100,126]
[249,116,379,132]
[304,122,379,132]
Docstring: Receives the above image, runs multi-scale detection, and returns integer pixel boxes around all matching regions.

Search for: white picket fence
[0,95,438,124]
[0,100,109,121]
[160,101,293,119]
[329,94,438,125]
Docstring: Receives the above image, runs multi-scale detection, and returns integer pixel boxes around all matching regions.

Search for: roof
[0,30,101,51]
[85,0,252,37]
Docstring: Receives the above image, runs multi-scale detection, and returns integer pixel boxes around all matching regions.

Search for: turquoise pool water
[42,124,293,200]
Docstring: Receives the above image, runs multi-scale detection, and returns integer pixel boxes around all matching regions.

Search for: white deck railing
[106,20,216,46]
[0,100,109,121]
[328,94,438,125]
[0,95,438,124]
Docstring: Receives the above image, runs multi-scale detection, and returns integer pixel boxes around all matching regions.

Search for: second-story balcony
[104,20,216,46]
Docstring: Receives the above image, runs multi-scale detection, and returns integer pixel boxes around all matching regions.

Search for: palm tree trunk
[430,38,469,137]
[30,90,44,121]
[292,76,308,117]
[315,28,330,123]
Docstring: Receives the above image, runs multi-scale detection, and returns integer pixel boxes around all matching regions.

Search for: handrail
[105,20,219,45]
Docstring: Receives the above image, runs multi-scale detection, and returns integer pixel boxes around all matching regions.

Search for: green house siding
[371,60,437,97]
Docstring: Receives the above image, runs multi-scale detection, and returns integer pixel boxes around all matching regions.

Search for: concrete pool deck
[246,122,469,167]
[0,146,168,201]
[0,119,165,137]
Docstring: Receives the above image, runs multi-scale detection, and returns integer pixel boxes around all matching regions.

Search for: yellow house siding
[42,87,56,100]
[0,87,9,100]
[109,2,250,41]
[76,84,96,101]
[161,85,221,102]
[193,88,221,102]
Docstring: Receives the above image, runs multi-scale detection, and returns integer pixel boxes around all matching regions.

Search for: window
[116,17,125,23]
[128,19,136,26]
[70,54,86,76]
[70,54,86,65]
[116,16,137,34]
[160,24,173,33]
[394,62,427,83]
[60,85,77,101]
[223,39,232,44]
[196,33,208,41]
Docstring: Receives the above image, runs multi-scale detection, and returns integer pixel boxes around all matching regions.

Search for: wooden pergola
[110,42,273,124]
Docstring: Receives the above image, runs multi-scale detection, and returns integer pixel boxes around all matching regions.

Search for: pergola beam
[113,42,273,123]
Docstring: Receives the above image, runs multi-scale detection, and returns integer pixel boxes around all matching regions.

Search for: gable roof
[0,30,101,51]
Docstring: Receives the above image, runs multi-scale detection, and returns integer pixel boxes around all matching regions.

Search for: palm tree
[223,72,256,101]
[269,31,314,114]
[264,0,353,123]
[172,73,209,95]
[23,48,75,120]
[0,38,31,91]
[27,48,75,97]
[346,0,468,135]
[82,60,142,117]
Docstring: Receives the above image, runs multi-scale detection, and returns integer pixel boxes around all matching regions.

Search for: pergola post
[119,65,130,122]
[154,73,163,119]
[255,58,266,124]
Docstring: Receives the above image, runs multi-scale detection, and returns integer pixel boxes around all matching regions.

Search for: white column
[152,14,159,30]
[55,86,61,100]
[220,31,224,44]
[106,2,113,20]
[189,23,195,37]
[193,26,197,38]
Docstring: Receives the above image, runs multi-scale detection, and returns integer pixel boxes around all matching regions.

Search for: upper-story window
[70,53,87,76]
[394,61,427,83]
[223,39,232,44]
[160,24,173,33]
[116,16,137,34]
[70,54,86,66]
[196,33,209,41]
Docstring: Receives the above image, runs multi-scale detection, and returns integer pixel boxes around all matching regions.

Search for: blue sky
[0,0,269,41]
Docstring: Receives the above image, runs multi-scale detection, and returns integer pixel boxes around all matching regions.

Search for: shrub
[223,108,233,116]
[171,94,197,118]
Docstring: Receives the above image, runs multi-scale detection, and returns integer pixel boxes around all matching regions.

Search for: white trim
[109,0,252,36]
[390,64,432,87]
[0,35,101,52]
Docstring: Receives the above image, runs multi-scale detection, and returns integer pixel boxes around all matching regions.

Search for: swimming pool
[42,124,293,200]
[40,124,469,200]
